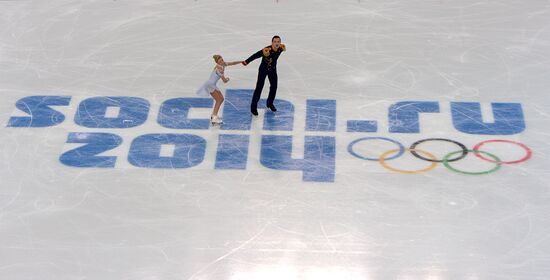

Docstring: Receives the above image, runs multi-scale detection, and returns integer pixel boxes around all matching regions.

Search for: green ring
[443,149,502,175]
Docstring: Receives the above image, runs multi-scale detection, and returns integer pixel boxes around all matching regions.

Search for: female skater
[196,55,242,124]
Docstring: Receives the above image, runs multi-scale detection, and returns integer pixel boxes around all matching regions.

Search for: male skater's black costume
[243,44,286,115]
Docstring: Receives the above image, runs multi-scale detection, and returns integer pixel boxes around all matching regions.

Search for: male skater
[242,35,286,116]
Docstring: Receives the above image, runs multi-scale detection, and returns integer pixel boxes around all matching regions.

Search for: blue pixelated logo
[6,90,529,182]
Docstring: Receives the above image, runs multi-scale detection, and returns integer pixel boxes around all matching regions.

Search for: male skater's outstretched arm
[242,50,262,66]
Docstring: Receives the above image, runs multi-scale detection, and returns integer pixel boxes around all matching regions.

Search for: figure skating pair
[197,36,286,125]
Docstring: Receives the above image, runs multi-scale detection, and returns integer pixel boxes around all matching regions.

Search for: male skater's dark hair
[272,35,281,42]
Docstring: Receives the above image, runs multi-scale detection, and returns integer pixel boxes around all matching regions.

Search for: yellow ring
[379,148,438,174]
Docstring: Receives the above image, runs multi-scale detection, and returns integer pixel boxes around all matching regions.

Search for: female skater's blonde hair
[212,54,222,63]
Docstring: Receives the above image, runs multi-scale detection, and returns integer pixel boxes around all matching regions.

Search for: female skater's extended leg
[211,90,224,116]
[210,90,224,124]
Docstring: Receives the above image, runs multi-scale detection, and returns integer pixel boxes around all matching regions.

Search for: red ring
[473,140,532,164]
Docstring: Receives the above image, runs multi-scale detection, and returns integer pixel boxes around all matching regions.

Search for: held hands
[241,60,247,66]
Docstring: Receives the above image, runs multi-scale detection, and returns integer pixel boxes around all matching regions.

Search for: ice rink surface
[1,0,550,279]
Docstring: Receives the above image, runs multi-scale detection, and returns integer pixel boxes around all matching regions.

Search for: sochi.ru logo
[6,89,531,182]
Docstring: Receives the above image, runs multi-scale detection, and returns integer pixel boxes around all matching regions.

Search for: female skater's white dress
[196,67,223,97]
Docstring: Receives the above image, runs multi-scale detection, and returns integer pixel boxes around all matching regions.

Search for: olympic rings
[348,137,532,175]
[348,137,405,161]
[443,150,502,175]
[410,138,468,162]
[379,148,438,174]
[473,139,532,164]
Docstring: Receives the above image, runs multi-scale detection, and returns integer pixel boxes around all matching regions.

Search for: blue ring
[348,137,405,161]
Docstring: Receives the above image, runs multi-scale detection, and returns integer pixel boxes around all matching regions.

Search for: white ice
[1,0,550,279]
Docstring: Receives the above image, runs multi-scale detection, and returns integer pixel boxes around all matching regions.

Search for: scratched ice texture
[1,1,550,279]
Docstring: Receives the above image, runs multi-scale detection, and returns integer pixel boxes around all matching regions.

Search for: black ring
[409,138,468,163]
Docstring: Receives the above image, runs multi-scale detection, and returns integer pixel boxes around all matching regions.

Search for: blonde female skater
[196,55,242,124]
